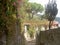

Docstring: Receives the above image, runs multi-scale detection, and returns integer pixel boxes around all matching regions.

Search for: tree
[0,0,26,45]
[0,0,16,45]
[26,2,44,19]
[45,0,58,29]
[19,0,44,20]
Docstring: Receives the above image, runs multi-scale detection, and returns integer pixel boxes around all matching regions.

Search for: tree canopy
[45,0,58,29]
[45,0,58,21]
[19,0,44,20]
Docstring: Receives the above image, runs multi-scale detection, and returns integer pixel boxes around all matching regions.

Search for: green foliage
[0,0,16,35]
[28,29,35,37]
[45,0,58,21]
[26,2,44,15]
[31,3,44,12]
[20,0,44,20]
[6,0,16,15]
[0,0,16,15]
[45,0,58,29]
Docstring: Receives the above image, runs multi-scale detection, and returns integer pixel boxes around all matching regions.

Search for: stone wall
[36,28,60,45]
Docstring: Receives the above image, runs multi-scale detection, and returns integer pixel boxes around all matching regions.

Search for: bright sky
[29,0,60,17]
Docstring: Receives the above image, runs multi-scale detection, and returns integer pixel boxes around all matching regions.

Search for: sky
[29,0,60,17]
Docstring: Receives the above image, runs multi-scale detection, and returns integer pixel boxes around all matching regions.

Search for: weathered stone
[36,28,60,45]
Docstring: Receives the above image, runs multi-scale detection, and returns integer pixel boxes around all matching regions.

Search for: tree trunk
[49,21,52,29]
[15,0,25,45]
[31,13,34,19]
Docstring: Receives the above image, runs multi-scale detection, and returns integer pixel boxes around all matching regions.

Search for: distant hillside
[55,17,60,23]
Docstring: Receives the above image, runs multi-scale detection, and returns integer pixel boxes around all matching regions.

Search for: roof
[52,21,59,24]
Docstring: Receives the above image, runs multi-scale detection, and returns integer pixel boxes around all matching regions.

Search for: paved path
[26,39,36,45]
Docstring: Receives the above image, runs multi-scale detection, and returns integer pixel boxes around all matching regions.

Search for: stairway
[26,39,36,45]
